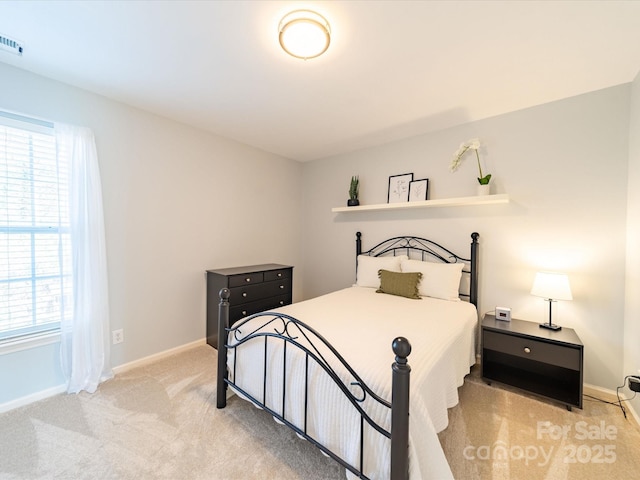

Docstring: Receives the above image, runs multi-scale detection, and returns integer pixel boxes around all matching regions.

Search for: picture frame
[408,178,429,202]
[387,173,413,203]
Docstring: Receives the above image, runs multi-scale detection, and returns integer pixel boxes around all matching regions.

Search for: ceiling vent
[0,34,24,56]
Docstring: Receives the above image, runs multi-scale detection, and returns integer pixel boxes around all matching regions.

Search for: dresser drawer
[483,330,580,371]
[265,268,291,281]
[229,272,264,287]
[230,280,291,305]
[230,294,292,323]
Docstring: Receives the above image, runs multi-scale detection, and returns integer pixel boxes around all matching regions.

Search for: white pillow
[400,258,464,301]
[356,255,408,288]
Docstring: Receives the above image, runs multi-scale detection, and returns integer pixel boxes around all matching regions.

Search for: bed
[216,232,480,480]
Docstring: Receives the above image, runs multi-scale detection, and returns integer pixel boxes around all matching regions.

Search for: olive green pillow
[376,269,422,300]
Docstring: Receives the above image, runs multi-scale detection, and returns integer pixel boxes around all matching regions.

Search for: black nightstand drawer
[483,330,580,371]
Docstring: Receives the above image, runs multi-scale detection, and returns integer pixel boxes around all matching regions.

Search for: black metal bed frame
[216,231,479,480]
[356,231,479,307]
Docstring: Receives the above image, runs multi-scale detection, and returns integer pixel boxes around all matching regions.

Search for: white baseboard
[0,384,67,414]
[629,402,640,427]
[584,382,618,398]
[112,338,205,374]
[0,338,207,414]
[584,382,640,427]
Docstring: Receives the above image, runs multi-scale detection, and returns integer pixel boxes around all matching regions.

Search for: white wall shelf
[331,193,510,213]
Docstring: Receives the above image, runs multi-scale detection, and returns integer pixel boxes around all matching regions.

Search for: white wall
[1,59,634,406]
[301,85,630,391]
[624,70,640,415]
[0,63,303,406]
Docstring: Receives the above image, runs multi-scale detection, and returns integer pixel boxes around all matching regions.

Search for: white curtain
[56,123,113,394]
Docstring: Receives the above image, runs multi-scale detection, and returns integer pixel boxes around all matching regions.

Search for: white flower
[450,139,479,172]
[450,152,464,172]
[449,138,492,185]
[467,138,481,150]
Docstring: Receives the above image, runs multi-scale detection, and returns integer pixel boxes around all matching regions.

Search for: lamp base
[539,323,562,331]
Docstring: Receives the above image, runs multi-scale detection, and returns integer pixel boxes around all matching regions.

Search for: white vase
[477,184,491,196]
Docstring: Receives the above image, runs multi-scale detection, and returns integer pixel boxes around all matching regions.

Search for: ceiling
[1,1,640,162]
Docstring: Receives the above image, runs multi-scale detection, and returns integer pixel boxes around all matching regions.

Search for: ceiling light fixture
[278,10,331,60]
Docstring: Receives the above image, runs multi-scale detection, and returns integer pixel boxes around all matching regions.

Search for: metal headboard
[355,232,480,307]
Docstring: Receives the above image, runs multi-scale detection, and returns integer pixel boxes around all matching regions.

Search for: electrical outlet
[629,377,640,393]
[112,329,124,345]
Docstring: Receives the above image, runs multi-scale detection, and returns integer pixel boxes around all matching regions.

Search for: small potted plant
[450,138,492,195]
[348,175,359,206]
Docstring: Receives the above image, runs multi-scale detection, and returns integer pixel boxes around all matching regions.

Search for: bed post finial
[392,336,411,361]
[217,288,231,409]
[391,337,411,480]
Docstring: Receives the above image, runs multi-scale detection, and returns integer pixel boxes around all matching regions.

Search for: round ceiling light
[278,10,331,60]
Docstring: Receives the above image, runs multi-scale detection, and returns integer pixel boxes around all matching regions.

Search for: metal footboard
[216,288,411,480]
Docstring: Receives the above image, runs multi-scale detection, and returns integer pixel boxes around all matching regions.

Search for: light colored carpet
[439,367,640,479]
[1,345,638,479]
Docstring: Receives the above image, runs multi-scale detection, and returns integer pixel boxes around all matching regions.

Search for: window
[0,112,72,342]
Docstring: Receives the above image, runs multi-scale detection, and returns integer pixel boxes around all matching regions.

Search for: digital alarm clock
[495,307,512,322]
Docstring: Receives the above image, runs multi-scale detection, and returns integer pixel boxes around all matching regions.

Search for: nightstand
[481,314,584,410]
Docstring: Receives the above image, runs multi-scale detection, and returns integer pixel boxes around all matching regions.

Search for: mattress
[226,286,477,479]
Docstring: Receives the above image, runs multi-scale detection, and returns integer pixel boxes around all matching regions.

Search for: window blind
[0,113,72,341]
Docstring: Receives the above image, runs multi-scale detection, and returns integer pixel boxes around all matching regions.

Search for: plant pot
[477,184,491,196]
[347,199,360,207]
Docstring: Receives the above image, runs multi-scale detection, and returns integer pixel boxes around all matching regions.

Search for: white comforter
[227,286,477,480]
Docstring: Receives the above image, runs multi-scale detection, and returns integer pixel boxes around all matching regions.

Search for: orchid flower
[449,138,491,185]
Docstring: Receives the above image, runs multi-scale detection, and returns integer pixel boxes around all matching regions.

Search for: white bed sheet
[226,286,477,480]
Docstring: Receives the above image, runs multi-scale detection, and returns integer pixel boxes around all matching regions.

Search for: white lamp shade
[531,272,573,301]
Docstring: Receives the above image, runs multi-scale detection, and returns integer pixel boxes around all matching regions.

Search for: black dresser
[206,264,293,348]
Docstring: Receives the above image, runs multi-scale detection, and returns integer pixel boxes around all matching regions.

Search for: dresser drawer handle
[277,273,282,277]
[242,292,248,298]
[245,278,251,283]
[279,301,284,305]
[242,310,247,316]
[280,285,285,289]
[524,347,531,354]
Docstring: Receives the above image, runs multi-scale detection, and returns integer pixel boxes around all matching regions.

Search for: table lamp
[530,272,572,331]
